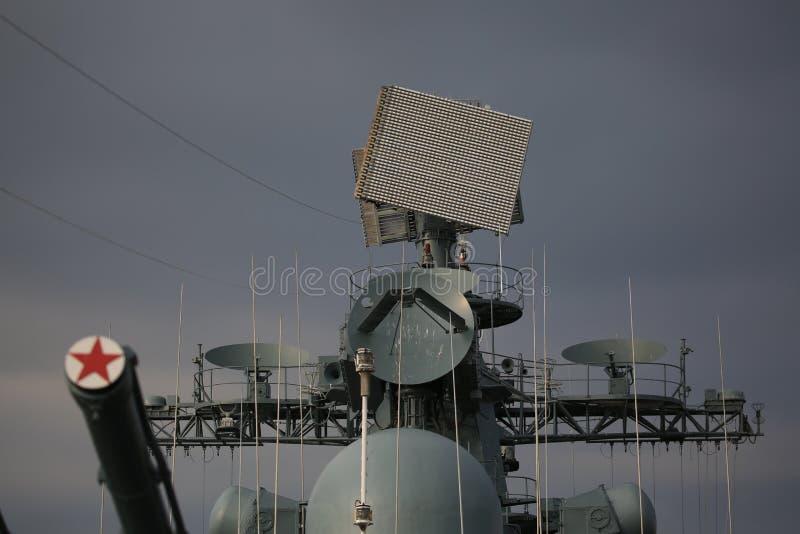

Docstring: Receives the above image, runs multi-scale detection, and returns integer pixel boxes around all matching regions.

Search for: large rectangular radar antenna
[354,86,532,235]
[352,148,417,246]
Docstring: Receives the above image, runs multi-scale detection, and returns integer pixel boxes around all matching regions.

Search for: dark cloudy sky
[1,1,798,532]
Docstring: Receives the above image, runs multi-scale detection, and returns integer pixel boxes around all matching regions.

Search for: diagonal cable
[1,185,247,289]
[0,12,358,224]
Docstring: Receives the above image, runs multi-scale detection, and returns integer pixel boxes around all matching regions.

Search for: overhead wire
[0,186,247,289]
[0,13,358,225]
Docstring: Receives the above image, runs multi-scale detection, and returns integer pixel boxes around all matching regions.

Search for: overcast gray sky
[1,1,798,532]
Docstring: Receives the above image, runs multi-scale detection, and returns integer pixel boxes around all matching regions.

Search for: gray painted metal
[316,355,344,389]
[208,486,298,534]
[205,343,311,369]
[306,428,502,534]
[354,86,532,234]
[561,339,667,365]
[345,269,476,384]
[144,395,166,407]
[559,483,656,534]
[352,148,417,247]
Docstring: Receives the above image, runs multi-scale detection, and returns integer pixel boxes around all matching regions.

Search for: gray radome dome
[606,483,657,534]
[306,428,501,534]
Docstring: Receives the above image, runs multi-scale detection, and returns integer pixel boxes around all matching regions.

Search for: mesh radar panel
[354,86,532,235]
[352,148,417,246]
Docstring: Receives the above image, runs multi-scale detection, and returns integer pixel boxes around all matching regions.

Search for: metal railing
[191,365,320,406]
[480,351,684,400]
[504,475,538,513]
[348,261,527,308]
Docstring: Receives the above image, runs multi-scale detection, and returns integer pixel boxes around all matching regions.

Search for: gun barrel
[66,336,181,534]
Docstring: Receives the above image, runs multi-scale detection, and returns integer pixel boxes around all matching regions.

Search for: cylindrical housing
[69,354,172,533]
[355,348,375,373]
[356,348,375,397]
[353,502,374,530]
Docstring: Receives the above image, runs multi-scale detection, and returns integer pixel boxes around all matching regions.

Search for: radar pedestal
[562,339,667,396]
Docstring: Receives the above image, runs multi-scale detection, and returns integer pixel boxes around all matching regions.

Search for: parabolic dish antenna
[561,339,667,365]
[346,269,476,385]
[205,343,311,369]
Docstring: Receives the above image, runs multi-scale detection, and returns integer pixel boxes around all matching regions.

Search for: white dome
[306,428,502,534]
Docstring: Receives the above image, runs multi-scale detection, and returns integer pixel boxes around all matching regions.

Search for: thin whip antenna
[202,447,208,534]
[680,444,685,534]
[542,244,550,531]
[251,257,261,534]
[653,444,659,511]
[715,445,719,534]
[449,312,465,534]
[393,242,406,534]
[498,233,504,297]
[704,440,710,528]
[697,443,703,534]
[98,480,105,534]
[237,387,243,534]
[169,283,184,528]
[732,446,738,527]
[295,251,305,501]
[627,277,645,534]
[273,315,283,534]
[530,250,542,534]
[571,445,575,496]
[716,317,734,534]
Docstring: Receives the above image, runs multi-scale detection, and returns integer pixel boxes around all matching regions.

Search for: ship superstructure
[65,86,763,534]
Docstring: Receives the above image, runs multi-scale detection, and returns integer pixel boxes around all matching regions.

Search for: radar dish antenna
[561,339,667,366]
[205,343,311,369]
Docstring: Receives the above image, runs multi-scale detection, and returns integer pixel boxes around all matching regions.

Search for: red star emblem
[69,337,123,384]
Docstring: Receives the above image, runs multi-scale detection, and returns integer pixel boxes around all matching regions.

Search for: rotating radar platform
[204,342,311,369]
[346,269,476,385]
[561,338,667,366]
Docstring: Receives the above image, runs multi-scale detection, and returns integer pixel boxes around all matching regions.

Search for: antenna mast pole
[354,348,375,532]
[679,338,693,408]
